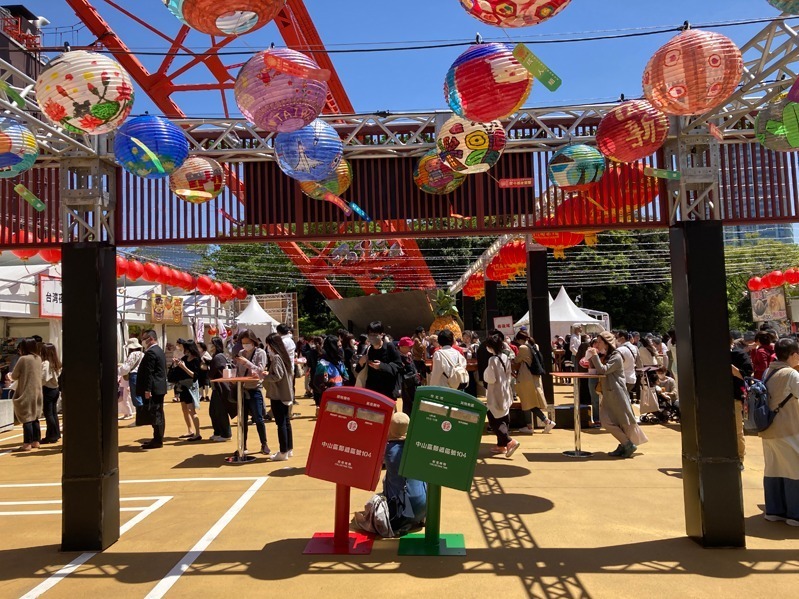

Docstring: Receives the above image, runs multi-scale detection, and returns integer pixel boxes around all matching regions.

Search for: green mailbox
[398,386,487,556]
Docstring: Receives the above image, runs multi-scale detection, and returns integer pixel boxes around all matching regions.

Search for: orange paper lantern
[180,0,286,36]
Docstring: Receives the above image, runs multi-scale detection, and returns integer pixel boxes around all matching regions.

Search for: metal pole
[424,484,442,547]
[334,484,351,548]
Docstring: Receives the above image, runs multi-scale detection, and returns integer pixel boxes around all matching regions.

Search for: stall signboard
[400,386,487,492]
[151,294,184,324]
[751,287,787,322]
[39,275,62,319]
[306,387,395,491]
[493,316,515,339]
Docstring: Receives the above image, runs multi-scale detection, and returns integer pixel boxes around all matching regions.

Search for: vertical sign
[39,275,63,319]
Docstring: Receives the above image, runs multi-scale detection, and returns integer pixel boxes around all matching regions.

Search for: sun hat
[388,412,410,440]
[126,338,142,350]
[398,336,414,348]
[598,331,617,350]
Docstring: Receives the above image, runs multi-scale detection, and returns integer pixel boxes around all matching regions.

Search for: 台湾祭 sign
[39,275,62,319]
[751,287,787,322]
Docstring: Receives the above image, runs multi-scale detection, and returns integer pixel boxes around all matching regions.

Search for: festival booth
[235,296,280,341]
[515,286,608,338]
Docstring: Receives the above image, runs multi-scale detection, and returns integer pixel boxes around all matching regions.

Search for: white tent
[512,292,555,330]
[514,287,607,339]
[236,296,280,341]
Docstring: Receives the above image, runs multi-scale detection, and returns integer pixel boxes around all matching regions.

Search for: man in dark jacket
[136,329,168,449]
[356,321,403,399]
[730,330,754,467]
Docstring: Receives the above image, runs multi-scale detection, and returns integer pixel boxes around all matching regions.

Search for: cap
[398,336,414,348]
[388,412,410,440]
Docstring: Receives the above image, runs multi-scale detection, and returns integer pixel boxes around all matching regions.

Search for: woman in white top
[118,338,144,421]
[429,330,467,388]
[39,343,62,444]
[483,332,520,457]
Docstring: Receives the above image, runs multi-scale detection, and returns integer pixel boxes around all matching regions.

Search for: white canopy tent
[512,292,554,331]
[235,296,280,341]
[514,287,607,339]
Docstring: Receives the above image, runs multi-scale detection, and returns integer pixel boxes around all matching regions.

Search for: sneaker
[787,519,799,526]
[765,514,787,522]
[516,426,534,434]
[261,443,270,455]
[288,449,294,457]
[490,446,507,454]
[505,439,521,458]
[269,451,289,461]
[543,420,556,434]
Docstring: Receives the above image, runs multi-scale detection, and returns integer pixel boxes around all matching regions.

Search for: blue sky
[23,0,788,117]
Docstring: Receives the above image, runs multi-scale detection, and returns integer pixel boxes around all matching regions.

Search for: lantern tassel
[553,248,566,260]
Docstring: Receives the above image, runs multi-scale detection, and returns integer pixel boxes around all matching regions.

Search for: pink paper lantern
[596,100,670,163]
[458,0,571,28]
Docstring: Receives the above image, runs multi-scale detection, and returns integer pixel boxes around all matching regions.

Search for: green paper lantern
[755,93,799,152]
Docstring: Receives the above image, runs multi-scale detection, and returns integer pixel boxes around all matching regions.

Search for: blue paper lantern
[547,144,605,190]
[114,115,189,179]
[274,119,343,182]
[0,117,38,177]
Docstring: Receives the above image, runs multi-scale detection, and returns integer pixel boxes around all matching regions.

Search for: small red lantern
[142,262,162,283]
[127,260,144,281]
[762,272,775,288]
[11,231,38,261]
[588,163,660,223]
[235,287,248,300]
[116,256,128,278]
[643,29,743,116]
[532,220,585,259]
[771,270,785,287]
[211,282,223,297]
[220,282,234,297]
[596,100,669,163]
[196,275,213,295]
[785,267,799,285]
[39,247,62,264]
[747,277,762,291]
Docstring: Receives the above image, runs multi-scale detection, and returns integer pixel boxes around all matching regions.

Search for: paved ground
[0,385,797,598]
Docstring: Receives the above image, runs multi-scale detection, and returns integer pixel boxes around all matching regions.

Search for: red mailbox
[306,387,395,491]
[304,387,395,555]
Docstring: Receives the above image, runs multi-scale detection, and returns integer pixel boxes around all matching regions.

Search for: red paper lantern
[116,256,128,277]
[142,263,162,283]
[458,0,572,28]
[180,0,286,36]
[553,195,603,246]
[596,100,669,163]
[211,282,223,297]
[220,282,234,297]
[532,220,585,259]
[127,260,144,281]
[235,287,248,300]
[643,29,743,116]
[196,275,213,295]
[785,268,799,285]
[747,276,762,291]
[445,43,533,122]
[39,247,62,264]
[10,231,38,261]
[771,270,785,287]
[587,163,660,223]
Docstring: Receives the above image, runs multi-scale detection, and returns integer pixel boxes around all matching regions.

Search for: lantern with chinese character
[115,115,189,179]
[768,1,799,13]
[458,0,572,27]
[0,117,37,171]
[413,149,466,195]
[170,156,226,204]
[532,221,585,259]
[596,100,669,163]
[299,159,352,200]
[235,48,328,133]
[445,43,533,122]
[175,0,286,36]
[274,119,342,182]
[643,29,743,116]
[547,144,605,191]
[437,115,506,174]
[755,92,799,152]
[35,50,134,135]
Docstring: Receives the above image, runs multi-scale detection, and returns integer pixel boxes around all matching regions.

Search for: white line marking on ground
[0,508,145,516]
[0,477,263,488]
[0,433,25,456]
[19,496,172,599]
[143,477,268,599]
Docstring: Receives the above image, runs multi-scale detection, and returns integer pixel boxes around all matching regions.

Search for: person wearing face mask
[338,331,358,386]
[235,331,270,455]
[168,338,203,441]
[355,321,404,400]
[136,330,168,450]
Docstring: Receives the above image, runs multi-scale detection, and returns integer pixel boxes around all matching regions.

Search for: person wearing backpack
[761,337,799,526]
[731,332,754,465]
[429,329,468,390]
[512,331,555,434]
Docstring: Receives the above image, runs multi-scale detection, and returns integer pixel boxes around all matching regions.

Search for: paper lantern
[142,263,162,283]
[115,115,189,179]
[299,159,352,199]
[768,1,799,13]
[163,0,189,24]
[116,256,128,278]
[754,92,799,152]
[445,43,532,122]
[437,115,506,174]
[180,0,286,36]
[786,267,799,285]
[35,50,134,135]
[39,247,62,264]
[0,139,38,179]
[197,275,213,295]
[413,149,466,195]
[587,162,660,222]
[0,117,37,170]
[181,272,195,289]
[643,29,743,117]
[170,156,226,204]
[747,276,763,291]
[274,119,343,182]
[458,0,571,27]
[596,100,669,163]
[548,144,605,191]
[235,48,328,133]
[211,282,223,297]
[10,231,38,261]
[127,260,144,281]
[771,270,786,286]
[235,287,248,300]
[532,223,585,259]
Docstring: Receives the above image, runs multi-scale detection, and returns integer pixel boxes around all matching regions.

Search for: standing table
[553,372,605,458]
[211,376,260,464]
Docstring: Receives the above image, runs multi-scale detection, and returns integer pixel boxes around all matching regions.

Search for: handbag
[355,365,368,388]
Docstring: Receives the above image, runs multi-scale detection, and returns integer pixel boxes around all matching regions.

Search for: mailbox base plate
[303,532,374,555]
[562,450,593,458]
[398,533,466,556]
